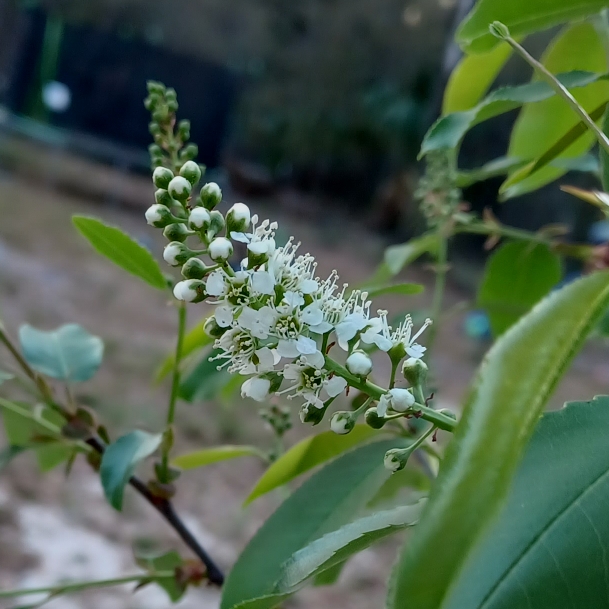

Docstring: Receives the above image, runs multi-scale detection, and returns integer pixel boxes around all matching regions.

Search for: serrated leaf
[221,439,404,609]
[477,241,562,337]
[155,317,213,381]
[72,216,166,289]
[387,270,609,609]
[179,348,231,402]
[421,71,609,157]
[456,0,609,53]
[445,396,609,609]
[172,445,264,470]
[100,430,162,510]
[275,503,423,595]
[245,426,378,505]
[443,42,513,113]
[19,324,103,383]
[500,23,609,200]
[384,233,440,276]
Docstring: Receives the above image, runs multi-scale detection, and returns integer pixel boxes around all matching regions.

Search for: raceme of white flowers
[146,163,433,470]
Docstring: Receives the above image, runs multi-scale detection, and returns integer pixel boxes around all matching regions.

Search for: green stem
[408,424,437,454]
[0,572,175,599]
[497,26,609,156]
[324,357,457,432]
[389,359,399,389]
[426,230,448,352]
[456,222,550,244]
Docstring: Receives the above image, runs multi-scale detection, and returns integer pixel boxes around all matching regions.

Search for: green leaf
[455,157,527,188]
[72,216,166,290]
[312,561,345,586]
[368,465,431,508]
[100,430,162,510]
[172,445,264,470]
[443,42,513,113]
[456,0,609,53]
[477,241,562,337]
[221,439,404,609]
[384,233,440,276]
[0,370,14,385]
[155,317,213,381]
[179,348,232,402]
[0,445,26,472]
[601,103,609,192]
[500,23,609,200]
[19,324,103,383]
[365,283,424,299]
[245,426,378,505]
[421,70,609,157]
[136,551,185,602]
[387,269,609,609]
[275,503,423,595]
[444,396,609,609]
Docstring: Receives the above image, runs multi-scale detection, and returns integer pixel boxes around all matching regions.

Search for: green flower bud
[168,176,192,201]
[208,210,225,237]
[199,182,222,210]
[153,166,174,189]
[163,241,193,266]
[147,81,165,95]
[364,407,387,429]
[226,202,251,235]
[163,223,191,242]
[204,316,227,338]
[177,119,191,140]
[209,237,234,261]
[384,447,411,472]
[402,357,428,386]
[180,143,198,161]
[181,257,208,279]
[179,160,202,185]
[330,411,355,435]
[154,188,173,207]
[145,204,174,228]
[189,207,211,230]
[173,279,206,303]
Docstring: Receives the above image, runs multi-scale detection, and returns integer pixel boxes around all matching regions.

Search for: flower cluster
[145,161,434,469]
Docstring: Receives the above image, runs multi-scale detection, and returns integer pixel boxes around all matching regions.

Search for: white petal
[302,305,323,326]
[252,271,275,295]
[248,239,272,255]
[283,364,301,380]
[238,307,260,332]
[377,394,391,417]
[296,335,318,355]
[215,306,233,328]
[325,376,347,398]
[255,347,277,371]
[406,344,426,359]
[277,339,301,358]
[304,350,325,369]
[284,291,305,308]
[241,377,271,402]
[300,279,319,294]
[371,335,393,352]
[302,393,324,409]
[309,321,334,334]
[206,271,227,296]
[231,232,250,243]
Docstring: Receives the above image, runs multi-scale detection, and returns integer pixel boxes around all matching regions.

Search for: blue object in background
[464,310,491,341]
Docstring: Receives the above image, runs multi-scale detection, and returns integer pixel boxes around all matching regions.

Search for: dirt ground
[1,151,608,609]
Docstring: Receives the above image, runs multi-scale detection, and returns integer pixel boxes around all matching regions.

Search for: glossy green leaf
[368,465,431,508]
[172,445,264,470]
[456,0,609,53]
[100,430,162,510]
[365,283,424,299]
[245,425,378,505]
[443,42,513,113]
[155,317,213,381]
[421,71,609,157]
[276,502,423,595]
[445,396,609,609]
[19,324,103,383]
[179,348,231,402]
[312,561,345,586]
[477,241,562,336]
[387,270,609,609]
[384,233,440,276]
[221,439,404,609]
[135,551,185,602]
[72,216,166,290]
[501,23,609,200]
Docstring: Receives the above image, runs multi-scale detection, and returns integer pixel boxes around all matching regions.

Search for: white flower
[345,351,373,376]
[163,242,188,266]
[330,411,354,435]
[209,237,234,261]
[238,306,276,339]
[240,346,281,375]
[214,305,234,327]
[212,328,258,373]
[189,207,211,229]
[266,296,318,358]
[281,352,347,408]
[389,316,432,358]
[145,204,167,226]
[334,291,374,349]
[232,215,277,257]
[168,176,192,200]
[377,388,415,417]
[241,377,271,402]
[206,270,230,297]
[173,280,203,302]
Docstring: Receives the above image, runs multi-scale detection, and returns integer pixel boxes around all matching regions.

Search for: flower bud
[145,204,173,228]
[204,316,227,338]
[300,403,326,425]
[181,257,208,279]
[384,447,411,473]
[241,377,271,402]
[330,411,355,435]
[154,188,173,207]
[226,203,251,234]
[387,388,415,413]
[199,182,222,210]
[364,407,387,429]
[168,176,192,201]
[189,207,211,230]
[173,279,206,303]
[163,241,193,266]
[163,223,191,242]
[208,210,226,237]
[402,357,428,386]
[179,160,202,185]
[209,237,234,261]
[153,166,174,189]
[345,351,372,377]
